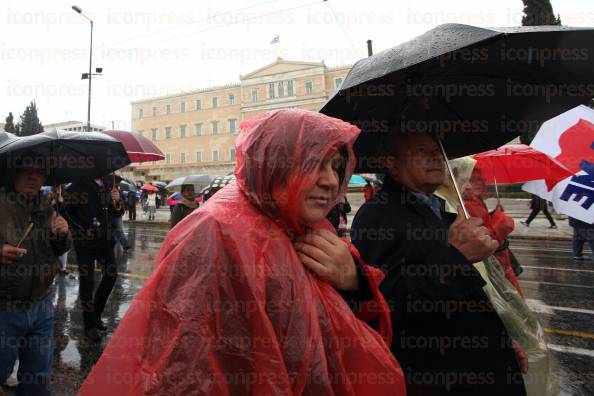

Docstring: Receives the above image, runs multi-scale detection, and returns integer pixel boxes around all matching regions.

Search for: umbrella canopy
[348,174,368,186]
[141,184,159,192]
[102,130,165,163]
[152,181,168,189]
[165,174,214,192]
[201,175,235,201]
[167,192,203,206]
[320,24,594,172]
[473,144,574,190]
[119,179,138,192]
[0,130,130,184]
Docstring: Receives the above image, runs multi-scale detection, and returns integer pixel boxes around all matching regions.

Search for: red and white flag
[522,105,594,223]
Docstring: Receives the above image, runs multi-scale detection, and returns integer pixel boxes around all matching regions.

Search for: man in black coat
[351,132,527,395]
[63,175,125,342]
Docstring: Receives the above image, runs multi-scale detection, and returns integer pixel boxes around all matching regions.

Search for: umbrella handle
[436,137,469,219]
[493,175,501,207]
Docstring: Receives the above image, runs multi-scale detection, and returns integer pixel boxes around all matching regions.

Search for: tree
[521,0,562,26]
[4,112,17,133]
[16,101,44,136]
[519,0,561,144]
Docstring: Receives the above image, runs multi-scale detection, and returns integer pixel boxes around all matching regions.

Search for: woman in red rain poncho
[463,168,524,296]
[78,109,406,396]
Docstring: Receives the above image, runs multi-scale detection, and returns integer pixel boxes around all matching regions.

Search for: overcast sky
[1,0,592,130]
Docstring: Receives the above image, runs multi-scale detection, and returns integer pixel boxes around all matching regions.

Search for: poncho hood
[235,109,359,234]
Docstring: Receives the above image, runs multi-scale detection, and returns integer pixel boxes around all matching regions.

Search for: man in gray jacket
[0,163,71,396]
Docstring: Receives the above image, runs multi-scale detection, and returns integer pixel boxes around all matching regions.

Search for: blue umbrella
[348,175,367,187]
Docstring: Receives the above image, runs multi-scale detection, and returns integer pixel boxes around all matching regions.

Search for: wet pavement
[2,219,593,395]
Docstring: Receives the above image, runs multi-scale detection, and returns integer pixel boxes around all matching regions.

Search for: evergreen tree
[16,101,44,136]
[521,0,561,26]
[519,0,561,144]
[4,112,17,133]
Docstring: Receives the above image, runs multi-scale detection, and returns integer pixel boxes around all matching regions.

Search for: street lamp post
[72,5,101,132]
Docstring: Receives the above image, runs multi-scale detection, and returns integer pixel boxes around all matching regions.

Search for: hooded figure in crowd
[78,109,406,395]
[169,184,198,229]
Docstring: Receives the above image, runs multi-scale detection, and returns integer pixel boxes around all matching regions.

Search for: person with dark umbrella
[351,131,528,395]
[63,175,125,342]
[169,184,197,229]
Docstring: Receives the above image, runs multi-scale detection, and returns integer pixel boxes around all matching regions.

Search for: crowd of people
[0,109,563,395]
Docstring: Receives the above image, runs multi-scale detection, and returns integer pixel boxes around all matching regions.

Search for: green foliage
[521,0,561,26]
[4,112,17,133]
[16,101,44,136]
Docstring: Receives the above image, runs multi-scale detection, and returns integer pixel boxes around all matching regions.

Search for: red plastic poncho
[464,198,523,296]
[78,109,405,395]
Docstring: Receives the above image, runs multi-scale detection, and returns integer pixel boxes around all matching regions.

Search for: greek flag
[270,35,280,44]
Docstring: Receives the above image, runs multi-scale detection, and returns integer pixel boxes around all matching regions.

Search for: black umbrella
[0,130,130,184]
[119,178,138,192]
[200,175,235,201]
[165,174,214,192]
[321,24,594,171]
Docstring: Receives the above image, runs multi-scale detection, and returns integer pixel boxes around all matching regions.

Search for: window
[137,130,144,138]
[305,81,313,94]
[228,119,237,134]
[212,121,219,135]
[165,153,171,164]
[228,93,235,105]
[195,123,203,136]
[229,148,236,161]
[287,80,295,96]
[196,151,203,162]
[166,104,171,114]
[268,82,276,99]
[180,102,186,112]
[180,152,186,164]
[251,89,258,102]
[152,106,157,116]
[180,124,187,138]
[278,82,284,97]
[212,96,219,108]
[334,77,343,91]
[138,108,144,119]
[212,150,219,161]
[151,128,157,141]
[165,127,172,139]
[195,99,201,110]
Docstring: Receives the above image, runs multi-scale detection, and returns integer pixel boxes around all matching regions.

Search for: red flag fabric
[78,109,405,395]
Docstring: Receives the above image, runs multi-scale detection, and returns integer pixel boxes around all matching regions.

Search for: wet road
[3,223,593,395]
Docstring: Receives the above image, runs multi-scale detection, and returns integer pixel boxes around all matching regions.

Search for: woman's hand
[294,228,359,291]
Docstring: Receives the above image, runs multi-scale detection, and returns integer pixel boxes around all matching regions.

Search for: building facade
[44,121,106,132]
[129,58,350,181]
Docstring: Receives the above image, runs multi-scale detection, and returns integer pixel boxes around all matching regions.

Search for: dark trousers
[128,204,136,220]
[76,246,117,329]
[526,205,556,226]
[572,227,594,257]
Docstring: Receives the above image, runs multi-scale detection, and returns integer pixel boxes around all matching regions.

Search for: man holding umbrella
[0,159,71,395]
[64,175,125,342]
[351,131,528,395]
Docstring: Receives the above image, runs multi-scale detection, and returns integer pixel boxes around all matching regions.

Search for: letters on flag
[522,105,594,223]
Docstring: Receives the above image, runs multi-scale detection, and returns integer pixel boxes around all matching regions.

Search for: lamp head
[72,5,82,13]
